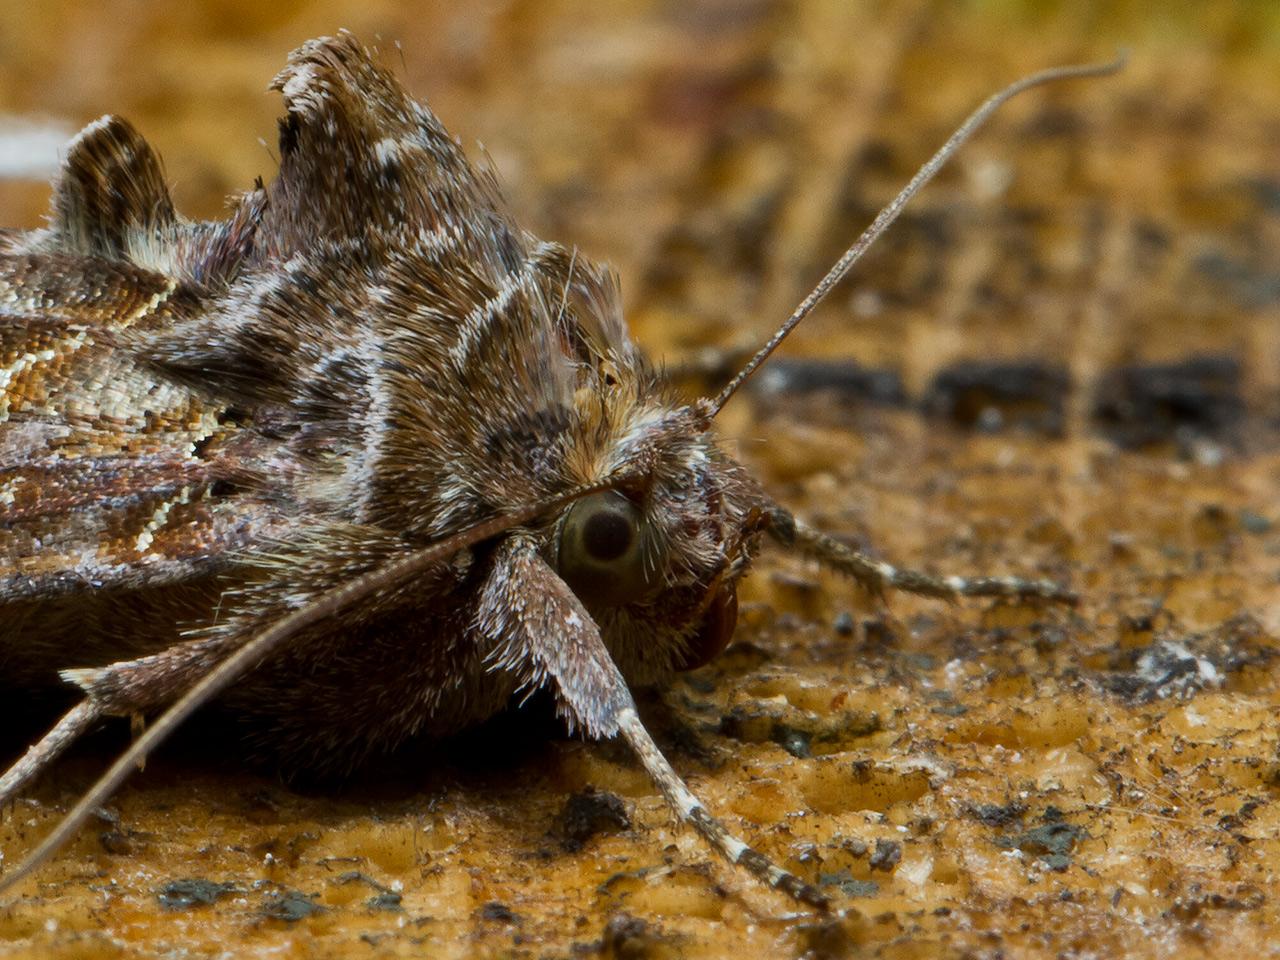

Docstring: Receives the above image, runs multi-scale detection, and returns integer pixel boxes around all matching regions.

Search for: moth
[0,34,1120,907]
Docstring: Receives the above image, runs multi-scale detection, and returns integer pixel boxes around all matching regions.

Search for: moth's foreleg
[612,703,827,909]
[767,507,1077,605]
[478,538,828,910]
[0,701,101,807]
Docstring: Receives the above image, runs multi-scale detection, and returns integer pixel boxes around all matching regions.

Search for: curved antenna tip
[707,51,1128,416]
[1075,48,1130,77]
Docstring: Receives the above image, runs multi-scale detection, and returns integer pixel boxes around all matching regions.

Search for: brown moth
[0,34,1121,907]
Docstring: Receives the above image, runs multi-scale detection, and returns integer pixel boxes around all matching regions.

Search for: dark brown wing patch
[262,31,521,266]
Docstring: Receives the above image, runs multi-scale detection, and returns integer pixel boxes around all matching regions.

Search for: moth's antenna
[0,478,622,895]
[707,52,1127,416]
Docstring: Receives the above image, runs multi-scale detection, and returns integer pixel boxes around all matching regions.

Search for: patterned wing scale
[0,120,277,602]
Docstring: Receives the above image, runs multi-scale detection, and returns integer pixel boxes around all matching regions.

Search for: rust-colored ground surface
[2,2,1279,957]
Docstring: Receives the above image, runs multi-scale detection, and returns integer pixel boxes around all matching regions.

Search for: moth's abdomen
[221,581,516,777]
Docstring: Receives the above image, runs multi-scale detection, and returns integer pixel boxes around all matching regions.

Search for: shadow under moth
[0,34,1121,907]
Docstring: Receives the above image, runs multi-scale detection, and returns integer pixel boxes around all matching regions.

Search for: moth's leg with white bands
[477,538,828,910]
[767,508,1077,605]
[0,701,101,807]
[614,705,828,909]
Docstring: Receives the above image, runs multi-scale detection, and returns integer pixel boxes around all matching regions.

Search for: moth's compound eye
[559,491,657,605]
[582,509,632,561]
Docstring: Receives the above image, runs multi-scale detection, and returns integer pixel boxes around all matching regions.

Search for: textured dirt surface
[2,2,1279,958]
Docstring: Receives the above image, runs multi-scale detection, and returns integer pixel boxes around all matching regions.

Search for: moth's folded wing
[0,254,278,602]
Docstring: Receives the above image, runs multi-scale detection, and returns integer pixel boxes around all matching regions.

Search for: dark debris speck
[1100,636,1231,704]
[366,891,403,912]
[994,815,1087,869]
[968,801,1027,828]
[772,722,813,758]
[480,900,520,924]
[261,889,324,922]
[869,838,902,872]
[556,787,631,852]
[157,878,237,911]
[819,869,880,898]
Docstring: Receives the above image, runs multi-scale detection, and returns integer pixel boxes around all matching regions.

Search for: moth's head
[551,400,771,678]
[526,49,1127,679]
